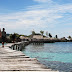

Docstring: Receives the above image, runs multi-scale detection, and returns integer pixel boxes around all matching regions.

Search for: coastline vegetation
[0,31,72,43]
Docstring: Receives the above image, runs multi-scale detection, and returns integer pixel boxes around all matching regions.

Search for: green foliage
[46,31,48,37]
[68,36,71,39]
[49,33,52,38]
[9,34,13,41]
[55,35,58,38]
[40,30,44,35]
[9,33,20,42]
[32,30,35,35]
[14,33,20,39]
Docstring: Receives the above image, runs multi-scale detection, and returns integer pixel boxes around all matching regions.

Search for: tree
[68,36,71,40]
[40,30,44,36]
[32,30,35,35]
[14,33,20,39]
[9,33,20,42]
[55,35,58,38]
[9,34,13,41]
[46,31,48,37]
[49,33,52,38]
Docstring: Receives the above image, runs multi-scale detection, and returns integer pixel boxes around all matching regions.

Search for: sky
[0,0,72,38]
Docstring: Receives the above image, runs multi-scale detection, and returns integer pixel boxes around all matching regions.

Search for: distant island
[0,30,72,43]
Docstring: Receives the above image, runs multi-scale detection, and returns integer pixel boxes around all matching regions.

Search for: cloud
[33,0,53,3]
[0,9,63,30]
[0,0,72,36]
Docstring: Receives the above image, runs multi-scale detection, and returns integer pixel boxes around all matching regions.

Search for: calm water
[0,43,7,46]
[0,43,1,46]
[22,42,72,72]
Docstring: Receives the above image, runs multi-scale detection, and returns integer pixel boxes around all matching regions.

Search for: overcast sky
[0,0,72,38]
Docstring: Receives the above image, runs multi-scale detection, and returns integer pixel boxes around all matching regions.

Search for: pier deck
[0,43,59,72]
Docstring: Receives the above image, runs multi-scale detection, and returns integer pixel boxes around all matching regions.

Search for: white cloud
[0,0,72,36]
[0,9,63,30]
[33,0,53,3]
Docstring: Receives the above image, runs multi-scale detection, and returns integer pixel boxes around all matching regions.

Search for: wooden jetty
[31,39,55,45]
[10,41,30,51]
[0,43,59,72]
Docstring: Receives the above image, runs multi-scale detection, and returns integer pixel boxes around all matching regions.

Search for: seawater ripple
[22,42,72,72]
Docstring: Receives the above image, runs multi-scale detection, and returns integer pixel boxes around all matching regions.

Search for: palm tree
[49,33,52,38]
[68,36,71,40]
[46,31,48,37]
[32,30,35,35]
[55,35,58,38]
[40,30,44,36]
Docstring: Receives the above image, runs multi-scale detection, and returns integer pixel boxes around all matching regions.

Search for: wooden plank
[0,71,59,72]
[0,43,59,72]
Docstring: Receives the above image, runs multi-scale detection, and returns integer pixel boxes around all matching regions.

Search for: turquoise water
[22,42,72,72]
[0,43,7,46]
[0,43,2,46]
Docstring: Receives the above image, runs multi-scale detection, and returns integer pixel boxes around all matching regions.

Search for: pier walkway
[0,43,59,72]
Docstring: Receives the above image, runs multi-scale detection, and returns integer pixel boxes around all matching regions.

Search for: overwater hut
[33,34,43,40]
[32,34,44,44]
[20,36,29,41]
[43,37,49,39]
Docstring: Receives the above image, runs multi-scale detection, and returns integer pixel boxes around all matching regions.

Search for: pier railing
[9,39,55,51]
[10,41,30,51]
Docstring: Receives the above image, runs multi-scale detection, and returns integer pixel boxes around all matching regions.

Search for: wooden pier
[10,41,30,51]
[0,43,59,72]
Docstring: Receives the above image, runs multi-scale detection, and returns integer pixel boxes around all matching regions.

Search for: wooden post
[16,45,17,50]
[13,45,15,50]
[18,45,20,51]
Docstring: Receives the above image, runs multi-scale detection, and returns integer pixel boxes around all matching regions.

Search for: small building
[20,36,29,41]
[20,36,24,40]
[60,37,67,42]
[43,37,49,39]
[33,34,43,39]
[61,37,67,40]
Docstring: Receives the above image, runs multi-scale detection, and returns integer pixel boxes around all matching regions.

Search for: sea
[0,43,6,46]
[0,43,1,46]
[22,42,72,72]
